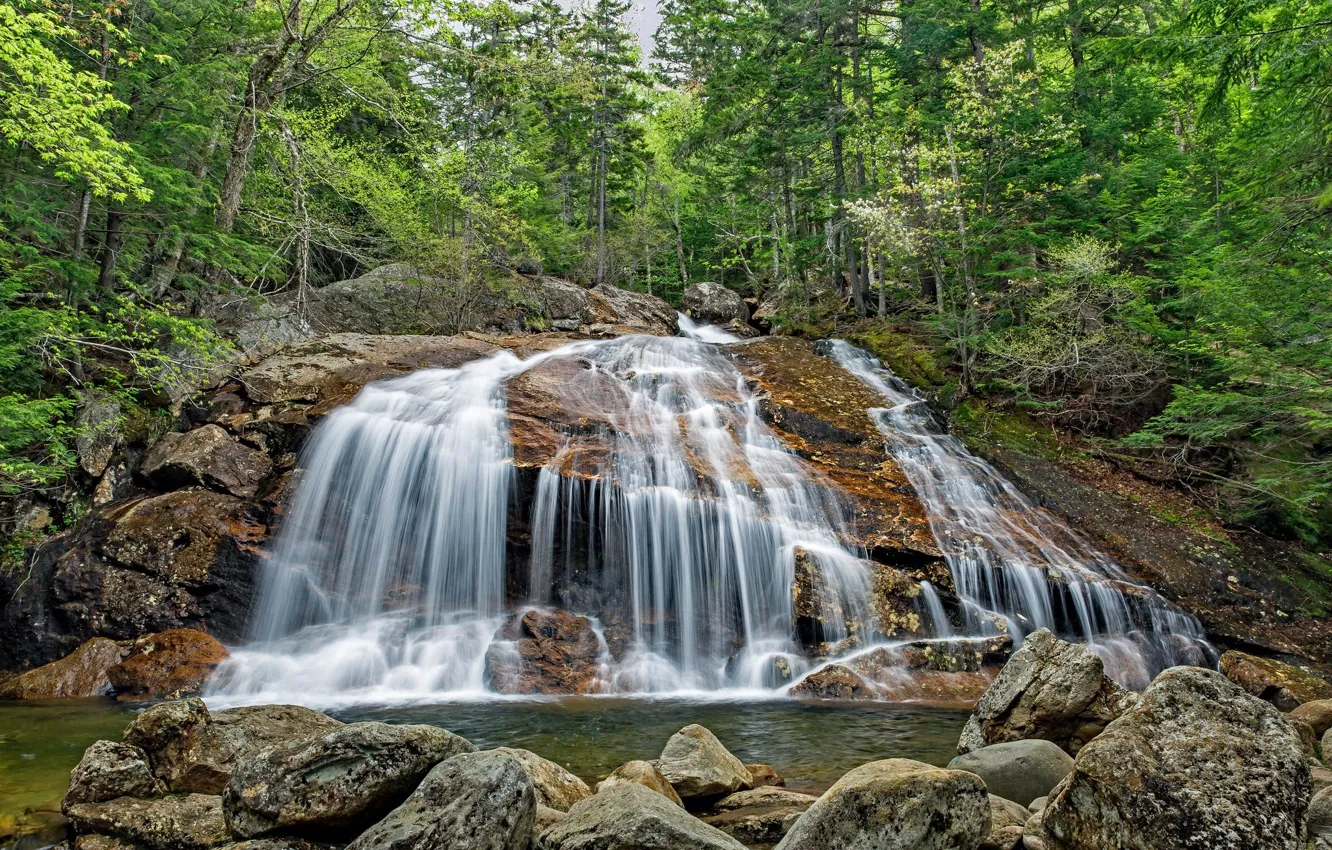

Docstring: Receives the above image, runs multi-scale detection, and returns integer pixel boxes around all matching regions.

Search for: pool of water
[0,697,967,825]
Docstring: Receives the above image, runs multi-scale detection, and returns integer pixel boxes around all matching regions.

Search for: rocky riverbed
[6,629,1325,850]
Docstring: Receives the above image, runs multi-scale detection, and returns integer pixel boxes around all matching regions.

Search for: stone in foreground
[595,760,684,806]
[223,721,475,837]
[948,740,1074,807]
[981,796,1030,850]
[1040,666,1310,850]
[657,724,752,802]
[64,740,164,806]
[539,783,747,850]
[775,758,989,850]
[346,751,535,850]
[65,793,230,850]
[490,747,591,811]
[958,629,1133,755]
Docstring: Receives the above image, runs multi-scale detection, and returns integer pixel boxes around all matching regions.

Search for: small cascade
[822,340,1214,687]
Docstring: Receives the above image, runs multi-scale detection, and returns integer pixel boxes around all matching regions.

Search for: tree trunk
[98,209,125,291]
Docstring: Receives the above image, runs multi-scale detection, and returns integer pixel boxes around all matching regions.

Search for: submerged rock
[744,764,784,788]
[948,740,1075,809]
[657,724,752,802]
[0,637,126,699]
[1220,650,1332,711]
[64,741,164,806]
[595,761,683,807]
[774,758,989,850]
[490,747,591,811]
[958,629,1133,756]
[484,609,603,696]
[107,629,229,700]
[538,783,747,850]
[65,794,230,850]
[345,751,535,850]
[223,722,474,837]
[141,425,273,499]
[1040,666,1310,850]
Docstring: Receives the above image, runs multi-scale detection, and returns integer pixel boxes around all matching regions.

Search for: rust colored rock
[0,638,127,699]
[745,764,785,788]
[484,609,602,695]
[789,665,875,700]
[596,760,685,807]
[141,425,273,498]
[101,490,264,587]
[107,629,229,700]
[1220,650,1332,711]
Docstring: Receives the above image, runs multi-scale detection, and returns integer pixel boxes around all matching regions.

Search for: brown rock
[789,665,874,700]
[100,491,264,587]
[1292,699,1332,738]
[745,764,784,788]
[107,630,229,700]
[0,638,126,699]
[1221,650,1332,711]
[141,425,273,498]
[489,747,591,811]
[484,609,602,695]
[596,760,684,807]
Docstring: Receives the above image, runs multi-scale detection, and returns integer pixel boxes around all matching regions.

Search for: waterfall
[822,340,1214,688]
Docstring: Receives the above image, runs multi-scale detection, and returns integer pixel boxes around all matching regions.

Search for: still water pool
[1,697,967,823]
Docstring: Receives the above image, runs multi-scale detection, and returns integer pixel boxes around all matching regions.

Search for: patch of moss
[846,323,950,391]
[953,398,1066,462]
[1279,551,1332,618]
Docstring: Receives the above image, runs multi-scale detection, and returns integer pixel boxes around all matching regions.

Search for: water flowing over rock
[824,340,1213,688]
[947,741,1074,808]
[484,610,604,695]
[538,783,748,850]
[344,751,536,850]
[657,724,752,802]
[957,629,1135,756]
[682,282,755,337]
[222,722,474,837]
[64,741,165,806]
[595,761,683,806]
[774,758,989,850]
[1039,667,1311,850]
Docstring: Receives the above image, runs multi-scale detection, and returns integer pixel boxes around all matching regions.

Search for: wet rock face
[789,665,875,700]
[1039,667,1311,850]
[106,629,229,701]
[0,637,126,699]
[958,629,1134,756]
[223,721,476,838]
[539,783,748,850]
[345,751,536,850]
[775,759,990,850]
[484,609,603,695]
[1219,650,1332,710]
[64,741,165,806]
[140,425,273,498]
[658,724,753,803]
[65,793,231,850]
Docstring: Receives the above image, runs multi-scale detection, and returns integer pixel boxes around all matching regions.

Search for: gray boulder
[64,740,165,807]
[223,721,475,837]
[775,758,990,850]
[65,793,230,850]
[959,629,1134,756]
[948,740,1075,806]
[658,724,752,802]
[76,397,122,477]
[1040,666,1310,850]
[125,699,344,795]
[345,751,535,850]
[141,425,273,499]
[982,796,1031,850]
[683,282,747,325]
[490,747,591,812]
[1310,785,1332,839]
[539,783,747,850]
[595,760,684,807]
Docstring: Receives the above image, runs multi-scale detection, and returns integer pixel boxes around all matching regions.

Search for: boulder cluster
[44,629,1323,850]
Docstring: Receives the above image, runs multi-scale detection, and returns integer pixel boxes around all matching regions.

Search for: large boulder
[124,699,343,795]
[683,282,748,326]
[958,629,1134,756]
[1039,666,1310,850]
[1293,699,1332,738]
[585,284,678,337]
[1220,650,1332,711]
[490,747,591,811]
[947,740,1075,808]
[345,751,535,850]
[223,721,475,837]
[595,760,684,807]
[0,637,126,699]
[106,629,229,700]
[774,758,989,850]
[983,796,1031,850]
[657,725,752,802]
[141,425,273,498]
[484,609,603,695]
[64,741,165,806]
[76,396,123,477]
[703,788,819,846]
[538,783,747,850]
[65,793,231,850]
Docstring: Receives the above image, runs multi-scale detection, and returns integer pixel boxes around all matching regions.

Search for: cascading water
[210,328,890,702]
[822,340,1214,688]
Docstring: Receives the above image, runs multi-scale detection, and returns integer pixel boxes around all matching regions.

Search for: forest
[1,0,1329,547]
